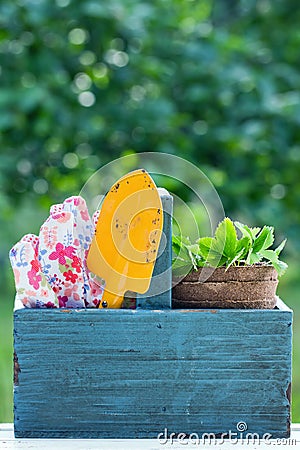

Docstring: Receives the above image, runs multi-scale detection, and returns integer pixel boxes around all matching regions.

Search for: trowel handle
[99,289,124,309]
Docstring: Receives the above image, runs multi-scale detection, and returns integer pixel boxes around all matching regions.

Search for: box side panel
[14,308,292,438]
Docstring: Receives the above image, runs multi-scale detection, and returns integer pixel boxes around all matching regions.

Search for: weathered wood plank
[14,302,292,439]
[136,189,173,309]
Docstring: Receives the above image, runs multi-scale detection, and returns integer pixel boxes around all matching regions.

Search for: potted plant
[172,218,287,309]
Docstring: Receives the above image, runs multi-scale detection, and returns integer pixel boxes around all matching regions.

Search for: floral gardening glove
[10,196,105,308]
[60,196,104,307]
[9,234,59,309]
[38,210,86,308]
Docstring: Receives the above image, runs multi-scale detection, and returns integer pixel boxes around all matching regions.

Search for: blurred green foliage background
[0,0,299,423]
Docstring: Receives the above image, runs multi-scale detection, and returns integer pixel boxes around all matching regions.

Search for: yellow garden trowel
[87,169,163,308]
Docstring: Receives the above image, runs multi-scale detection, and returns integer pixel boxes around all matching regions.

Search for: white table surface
[1,424,300,449]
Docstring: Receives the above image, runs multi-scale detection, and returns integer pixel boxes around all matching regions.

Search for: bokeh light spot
[74,72,92,90]
[270,184,286,200]
[17,159,32,176]
[79,51,96,65]
[193,120,208,135]
[33,179,48,194]
[63,152,79,169]
[68,28,88,45]
[78,91,96,107]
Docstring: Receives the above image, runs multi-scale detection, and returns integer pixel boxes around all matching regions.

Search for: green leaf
[249,252,263,264]
[186,245,202,270]
[226,248,246,269]
[172,248,189,263]
[172,234,204,272]
[214,217,237,258]
[172,234,182,247]
[235,236,251,259]
[181,236,192,246]
[235,221,260,240]
[274,239,287,256]
[259,249,278,264]
[172,234,191,249]
[245,248,252,265]
[253,226,274,253]
[276,260,288,276]
[198,237,213,259]
[172,235,190,258]
[186,244,201,255]
[207,239,228,267]
[259,249,288,276]
[172,235,182,256]
[172,256,192,276]
[199,236,226,267]
[214,255,228,267]
[250,227,261,238]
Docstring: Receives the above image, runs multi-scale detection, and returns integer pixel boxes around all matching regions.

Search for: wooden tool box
[13,192,292,438]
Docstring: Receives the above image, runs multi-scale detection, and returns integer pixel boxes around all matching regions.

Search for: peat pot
[172,265,278,309]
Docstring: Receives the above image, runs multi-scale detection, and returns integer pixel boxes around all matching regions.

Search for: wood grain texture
[14,301,292,439]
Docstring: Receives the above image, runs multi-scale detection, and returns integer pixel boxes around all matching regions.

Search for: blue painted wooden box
[14,299,292,439]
